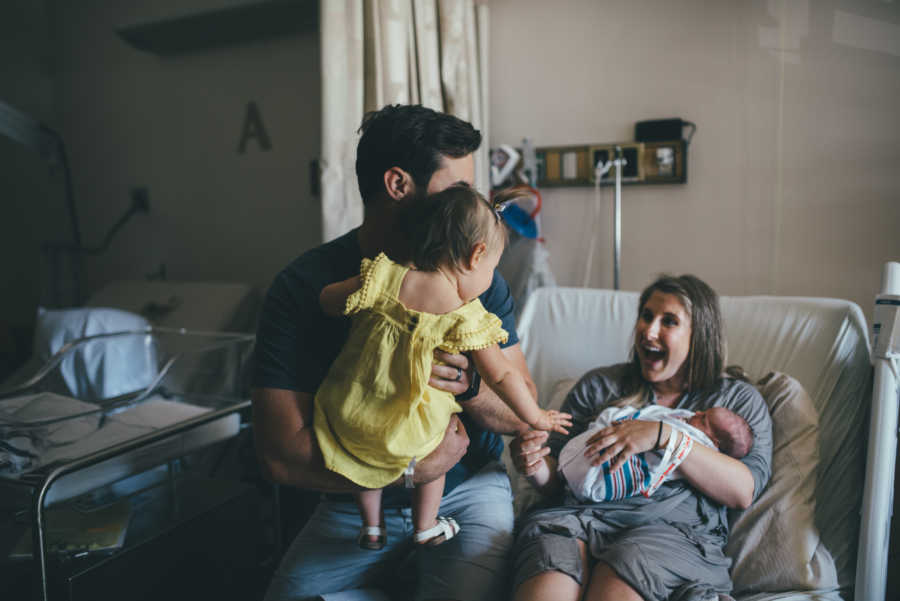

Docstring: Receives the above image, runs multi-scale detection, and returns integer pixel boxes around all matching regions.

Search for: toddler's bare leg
[413,475,449,545]
[354,488,385,549]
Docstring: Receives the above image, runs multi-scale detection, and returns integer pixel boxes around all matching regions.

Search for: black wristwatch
[456,369,481,401]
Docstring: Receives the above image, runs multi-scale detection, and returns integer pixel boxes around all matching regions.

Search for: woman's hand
[583,420,669,474]
[510,429,551,476]
[430,349,472,395]
[510,429,559,492]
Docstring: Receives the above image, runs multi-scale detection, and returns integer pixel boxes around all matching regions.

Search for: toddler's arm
[470,344,571,435]
[319,275,362,317]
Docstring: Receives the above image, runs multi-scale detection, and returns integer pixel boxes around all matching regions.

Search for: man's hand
[411,415,470,484]
[430,349,472,395]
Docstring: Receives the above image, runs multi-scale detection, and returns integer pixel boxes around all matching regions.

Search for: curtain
[319,0,490,243]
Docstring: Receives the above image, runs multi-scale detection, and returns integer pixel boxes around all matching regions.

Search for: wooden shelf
[116,0,317,56]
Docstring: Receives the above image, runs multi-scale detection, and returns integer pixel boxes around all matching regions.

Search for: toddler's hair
[402,184,508,272]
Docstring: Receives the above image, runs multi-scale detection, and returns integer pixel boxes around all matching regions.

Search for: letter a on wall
[238,101,272,153]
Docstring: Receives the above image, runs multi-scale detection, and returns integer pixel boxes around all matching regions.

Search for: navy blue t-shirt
[252,228,518,506]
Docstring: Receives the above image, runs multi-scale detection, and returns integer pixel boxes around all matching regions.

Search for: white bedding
[0,392,239,505]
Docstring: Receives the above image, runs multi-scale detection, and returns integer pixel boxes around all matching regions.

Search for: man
[253,104,534,601]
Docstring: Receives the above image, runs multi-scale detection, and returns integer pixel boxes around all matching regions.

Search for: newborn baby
[558,404,753,503]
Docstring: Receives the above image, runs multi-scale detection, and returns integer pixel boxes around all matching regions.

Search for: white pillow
[33,307,155,401]
[502,377,576,516]
[725,372,838,595]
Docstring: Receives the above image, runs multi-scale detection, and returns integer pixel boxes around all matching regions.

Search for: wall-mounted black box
[635,119,684,142]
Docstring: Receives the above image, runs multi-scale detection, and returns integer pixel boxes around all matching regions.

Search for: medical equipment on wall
[494,185,557,320]
[489,140,557,318]
[490,144,520,188]
[583,147,627,289]
[856,260,900,601]
[518,120,695,290]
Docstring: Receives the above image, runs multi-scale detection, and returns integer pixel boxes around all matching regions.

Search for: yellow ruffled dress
[313,252,508,488]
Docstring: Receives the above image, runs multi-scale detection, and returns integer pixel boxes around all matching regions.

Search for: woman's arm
[318,275,361,317]
[673,437,755,509]
[582,420,755,509]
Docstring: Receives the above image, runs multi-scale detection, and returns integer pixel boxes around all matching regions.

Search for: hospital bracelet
[455,369,481,401]
[654,421,663,450]
[404,457,417,488]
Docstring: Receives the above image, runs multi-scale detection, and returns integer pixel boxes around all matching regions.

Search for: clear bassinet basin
[0,328,254,504]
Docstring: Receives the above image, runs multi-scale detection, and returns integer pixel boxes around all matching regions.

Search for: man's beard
[391,186,428,264]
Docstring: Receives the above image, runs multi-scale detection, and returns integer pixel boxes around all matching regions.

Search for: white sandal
[413,516,460,546]
[357,525,387,550]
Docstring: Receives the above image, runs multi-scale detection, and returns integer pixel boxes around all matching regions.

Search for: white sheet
[1,392,240,505]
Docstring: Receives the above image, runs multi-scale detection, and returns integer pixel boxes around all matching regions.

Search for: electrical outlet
[130,187,150,212]
[589,143,643,182]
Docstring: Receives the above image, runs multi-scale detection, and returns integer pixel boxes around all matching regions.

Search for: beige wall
[5,0,898,331]
[489,0,900,326]
[48,1,321,300]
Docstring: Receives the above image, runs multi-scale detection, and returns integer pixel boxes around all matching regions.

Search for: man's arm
[251,386,470,491]
[432,343,534,435]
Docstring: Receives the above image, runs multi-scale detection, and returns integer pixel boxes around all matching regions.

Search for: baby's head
[402,184,508,300]
[686,407,753,459]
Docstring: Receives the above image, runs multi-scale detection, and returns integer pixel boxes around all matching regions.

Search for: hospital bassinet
[0,328,256,600]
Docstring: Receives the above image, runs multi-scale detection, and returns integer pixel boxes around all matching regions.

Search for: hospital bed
[503,272,895,601]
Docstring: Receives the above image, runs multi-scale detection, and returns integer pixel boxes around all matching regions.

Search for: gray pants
[512,505,732,601]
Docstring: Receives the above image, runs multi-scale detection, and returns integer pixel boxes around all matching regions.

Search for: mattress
[1,392,242,506]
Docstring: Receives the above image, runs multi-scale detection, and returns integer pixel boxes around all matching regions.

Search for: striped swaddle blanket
[558,405,714,503]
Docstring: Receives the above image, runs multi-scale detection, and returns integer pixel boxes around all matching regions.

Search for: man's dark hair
[355,104,482,204]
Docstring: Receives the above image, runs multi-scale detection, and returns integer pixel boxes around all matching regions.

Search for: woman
[510,275,773,601]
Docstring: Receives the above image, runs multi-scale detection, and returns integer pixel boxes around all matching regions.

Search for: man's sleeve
[252,270,328,394]
[478,271,519,348]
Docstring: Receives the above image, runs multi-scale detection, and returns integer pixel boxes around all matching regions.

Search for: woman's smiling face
[634,290,692,396]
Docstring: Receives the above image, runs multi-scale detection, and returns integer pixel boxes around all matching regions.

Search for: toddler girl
[313,184,570,549]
